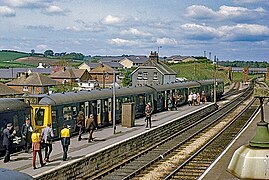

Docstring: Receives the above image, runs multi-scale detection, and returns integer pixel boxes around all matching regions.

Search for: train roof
[197,79,224,85]
[38,86,155,105]
[0,98,29,112]
[152,81,201,91]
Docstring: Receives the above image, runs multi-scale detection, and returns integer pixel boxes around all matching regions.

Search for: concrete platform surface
[0,103,211,177]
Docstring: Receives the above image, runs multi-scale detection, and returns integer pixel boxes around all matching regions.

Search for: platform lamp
[249,88,269,148]
[112,70,116,134]
[228,87,269,179]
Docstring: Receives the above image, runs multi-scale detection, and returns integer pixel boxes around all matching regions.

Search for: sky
[0,0,269,61]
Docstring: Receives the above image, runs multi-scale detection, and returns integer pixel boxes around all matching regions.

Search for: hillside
[0,51,29,61]
[170,62,245,83]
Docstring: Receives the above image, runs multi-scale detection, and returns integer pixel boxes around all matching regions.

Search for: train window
[63,107,72,121]
[116,99,120,110]
[97,100,101,114]
[139,96,144,105]
[35,108,45,126]
[12,115,19,132]
[72,106,77,117]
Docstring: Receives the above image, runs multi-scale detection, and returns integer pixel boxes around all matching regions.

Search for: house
[0,67,53,82]
[0,82,23,98]
[6,72,58,94]
[120,55,148,68]
[89,63,119,88]
[131,51,176,86]
[167,55,197,63]
[78,62,100,72]
[49,68,92,85]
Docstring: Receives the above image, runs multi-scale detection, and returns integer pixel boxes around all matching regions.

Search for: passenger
[201,91,207,104]
[21,118,33,153]
[188,92,193,106]
[85,114,97,143]
[196,93,201,105]
[31,128,45,169]
[167,97,172,111]
[145,103,153,128]
[192,92,197,106]
[3,123,16,163]
[60,124,70,161]
[76,111,85,141]
[41,123,54,162]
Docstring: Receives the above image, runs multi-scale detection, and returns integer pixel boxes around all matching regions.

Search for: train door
[115,97,122,122]
[97,99,101,125]
[103,99,109,125]
[90,101,98,127]
[108,98,112,123]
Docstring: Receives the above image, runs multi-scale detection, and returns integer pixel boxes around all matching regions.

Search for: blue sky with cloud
[0,0,268,61]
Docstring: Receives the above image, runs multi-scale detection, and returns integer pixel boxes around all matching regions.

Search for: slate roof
[0,82,23,95]
[143,60,176,75]
[81,62,101,69]
[123,55,148,64]
[49,68,77,79]
[7,72,57,86]
[0,68,53,79]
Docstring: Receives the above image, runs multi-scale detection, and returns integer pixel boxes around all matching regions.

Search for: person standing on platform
[31,128,45,169]
[41,123,54,162]
[76,111,85,141]
[60,124,70,161]
[21,118,33,153]
[201,91,207,104]
[3,123,16,163]
[145,103,153,128]
[85,114,97,143]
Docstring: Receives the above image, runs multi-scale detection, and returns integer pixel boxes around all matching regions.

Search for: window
[35,108,45,126]
[143,72,148,80]
[137,72,142,80]
[63,106,72,121]
[153,72,158,80]
[13,115,19,132]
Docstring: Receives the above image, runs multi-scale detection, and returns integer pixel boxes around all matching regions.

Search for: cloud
[102,15,125,24]
[36,44,48,51]
[0,6,15,17]
[220,24,269,41]
[181,23,220,40]
[3,0,52,8]
[120,28,151,36]
[44,5,66,15]
[180,23,269,41]
[109,38,139,46]
[233,0,266,4]
[156,37,177,45]
[186,5,266,22]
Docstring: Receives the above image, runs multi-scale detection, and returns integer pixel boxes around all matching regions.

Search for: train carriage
[0,99,31,151]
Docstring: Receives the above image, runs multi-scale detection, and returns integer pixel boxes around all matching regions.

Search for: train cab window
[12,115,19,132]
[72,106,77,117]
[63,106,72,121]
[35,108,45,126]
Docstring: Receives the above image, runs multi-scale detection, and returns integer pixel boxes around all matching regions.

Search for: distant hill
[0,50,29,61]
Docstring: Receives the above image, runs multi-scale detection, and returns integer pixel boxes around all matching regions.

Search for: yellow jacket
[31,132,41,143]
[61,128,70,138]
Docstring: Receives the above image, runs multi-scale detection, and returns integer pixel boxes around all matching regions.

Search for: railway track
[90,81,255,180]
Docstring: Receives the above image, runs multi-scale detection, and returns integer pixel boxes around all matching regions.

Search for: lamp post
[213,56,217,103]
[112,70,116,134]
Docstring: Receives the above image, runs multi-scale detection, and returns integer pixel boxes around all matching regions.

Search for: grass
[170,62,248,84]
[0,51,29,61]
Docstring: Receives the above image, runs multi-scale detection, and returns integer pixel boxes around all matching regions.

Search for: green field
[0,51,29,61]
[170,62,246,84]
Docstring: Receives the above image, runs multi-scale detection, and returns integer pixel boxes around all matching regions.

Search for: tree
[30,49,35,56]
[44,50,54,57]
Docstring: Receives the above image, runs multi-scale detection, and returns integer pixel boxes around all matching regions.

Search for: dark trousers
[33,150,43,168]
[88,129,94,142]
[23,138,31,152]
[145,116,152,128]
[44,143,53,161]
[78,125,84,141]
[62,145,69,161]
[3,145,12,163]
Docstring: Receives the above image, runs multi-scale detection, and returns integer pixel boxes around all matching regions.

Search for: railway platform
[201,100,269,180]
[0,102,212,178]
